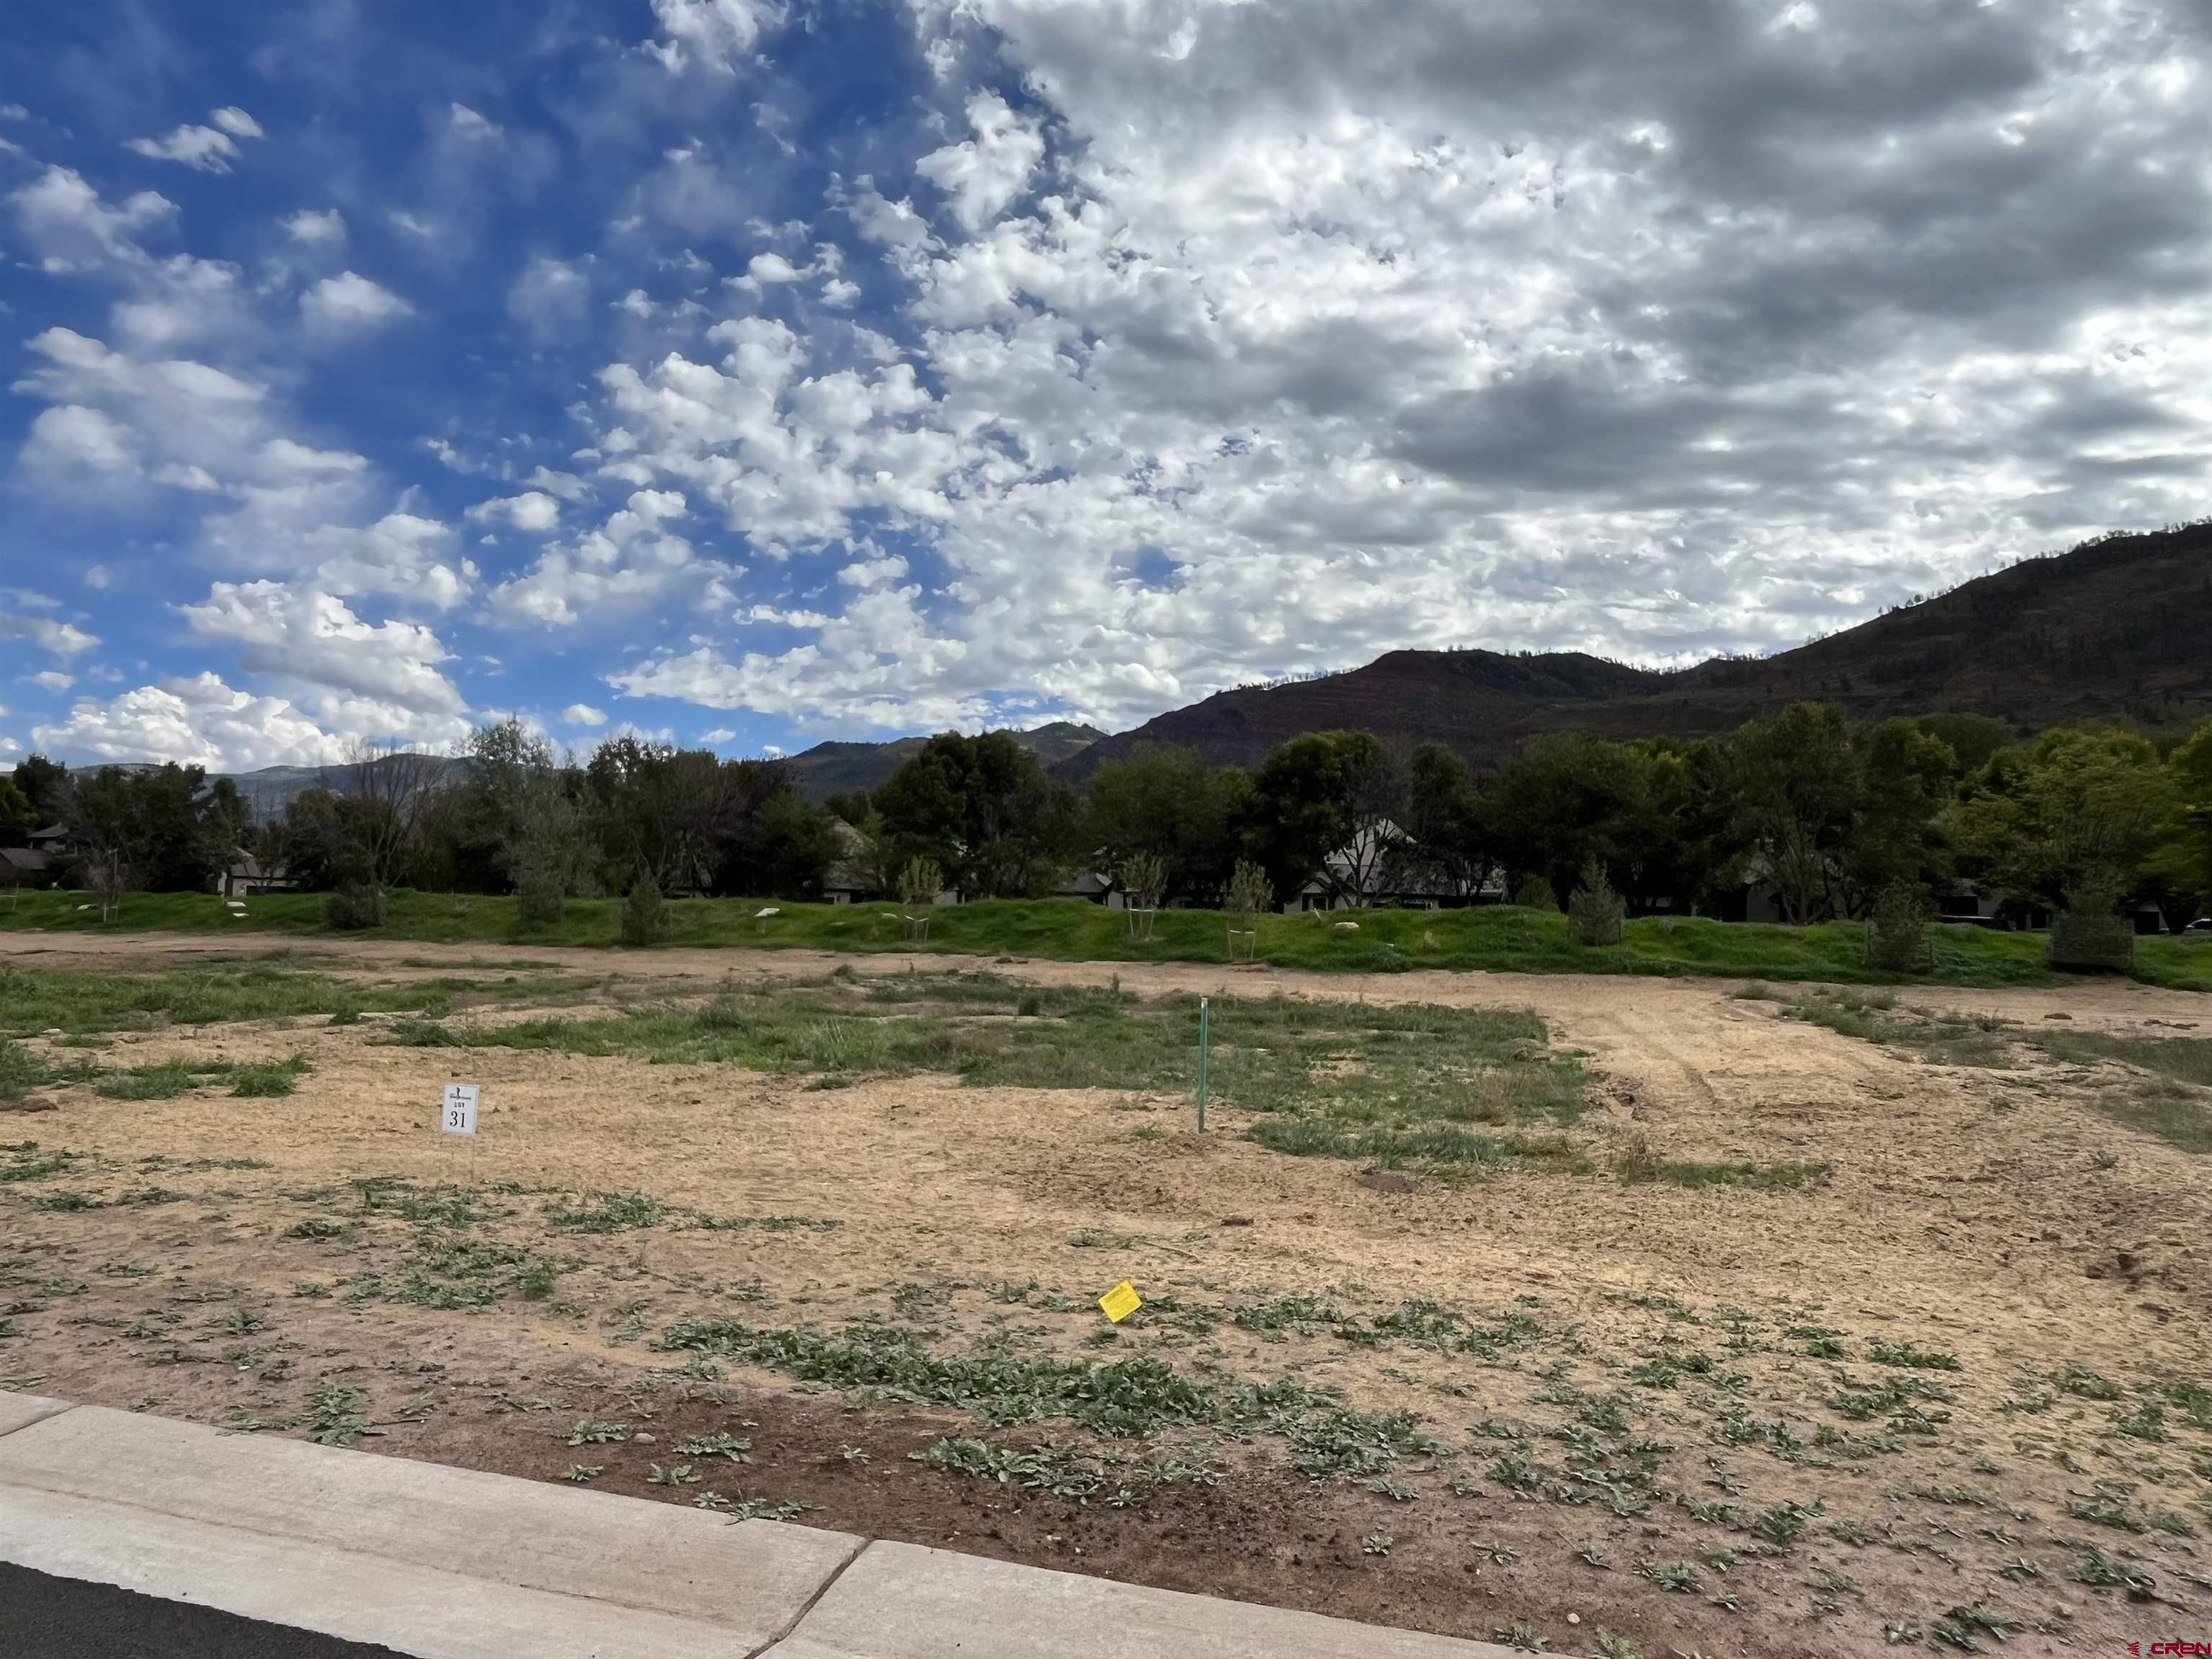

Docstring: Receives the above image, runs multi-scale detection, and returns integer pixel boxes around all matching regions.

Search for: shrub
[2050,878,2134,973]
[1511,874,1558,912]
[323,883,387,931]
[516,870,565,931]
[1865,881,1933,974]
[618,871,670,948]
[1566,859,1624,947]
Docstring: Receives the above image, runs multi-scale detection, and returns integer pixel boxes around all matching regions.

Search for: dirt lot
[3,933,2209,1659]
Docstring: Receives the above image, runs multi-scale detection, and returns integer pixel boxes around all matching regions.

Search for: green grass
[2028,1031,2212,1154]
[1617,1154,1833,1192]
[12,888,2211,991]
[378,973,1586,1173]
[1784,991,2016,1067]
[0,962,457,1037]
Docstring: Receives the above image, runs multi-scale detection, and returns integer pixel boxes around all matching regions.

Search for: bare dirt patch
[4,935,2210,1659]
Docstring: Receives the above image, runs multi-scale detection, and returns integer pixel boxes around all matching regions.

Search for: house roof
[1,847,50,873]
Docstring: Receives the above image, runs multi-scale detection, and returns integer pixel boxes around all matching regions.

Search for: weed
[1,1143,82,1183]
[567,1421,630,1445]
[1493,1621,1546,1652]
[306,1382,382,1447]
[1634,1558,1700,1593]
[545,1192,666,1233]
[1619,1156,1831,1191]
[558,1465,602,1483]
[1867,1339,1961,1372]
[1594,1634,1640,1659]
[1361,1530,1393,1556]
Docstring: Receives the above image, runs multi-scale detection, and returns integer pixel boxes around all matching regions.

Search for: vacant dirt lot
[4,933,2208,1659]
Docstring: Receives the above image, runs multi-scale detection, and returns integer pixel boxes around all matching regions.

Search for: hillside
[1063,521,2212,777]
[783,721,1106,802]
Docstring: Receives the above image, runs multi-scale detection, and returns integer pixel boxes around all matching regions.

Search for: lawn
[5,886,2211,992]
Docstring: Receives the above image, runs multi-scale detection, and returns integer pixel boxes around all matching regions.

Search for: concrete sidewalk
[0,1391,1526,1659]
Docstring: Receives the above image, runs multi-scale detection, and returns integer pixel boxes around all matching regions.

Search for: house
[1292,822,1503,912]
[0,846,54,891]
[220,853,296,899]
[821,819,873,904]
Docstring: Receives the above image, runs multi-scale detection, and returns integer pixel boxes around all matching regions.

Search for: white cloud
[562,703,608,727]
[31,671,76,692]
[127,109,264,174]
[23,405,138,472]
[447,104,500,140]
[745,251,802,284]
[180,580,467,721]
[645,0,786,73]
[489,489,707,626]
[0,610,98,657]
[300,271,411,331]
[32,674,347,770]
[468,491,562,532]
[914,93,1045,232]
[284,209,346,246]
[9,166,175,270]
[698,727,737,744]
[508,255,590,342]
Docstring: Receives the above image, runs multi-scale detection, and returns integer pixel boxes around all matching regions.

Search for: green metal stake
[1196,996,1210,1132]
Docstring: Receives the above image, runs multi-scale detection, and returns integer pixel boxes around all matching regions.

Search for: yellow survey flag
[1097,1281,1143,1323]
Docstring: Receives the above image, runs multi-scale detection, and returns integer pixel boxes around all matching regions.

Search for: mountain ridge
[1057,521,2212,778]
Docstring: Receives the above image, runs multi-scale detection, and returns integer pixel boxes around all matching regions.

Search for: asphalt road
[0,1562,410,1658]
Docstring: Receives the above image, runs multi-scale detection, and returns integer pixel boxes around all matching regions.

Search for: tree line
[6,702,2211,929]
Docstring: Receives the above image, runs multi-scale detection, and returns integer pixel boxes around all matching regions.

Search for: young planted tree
[1118,850,1167,943]
[899,855,944,943]
[1864,880,1934,973]
[1225,859,1272,963]
[619,863,672,948]
[1566,857,1626,946]
[2048,873,2135,972]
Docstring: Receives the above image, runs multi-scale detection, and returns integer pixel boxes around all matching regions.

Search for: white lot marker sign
[441,1082,480,1136]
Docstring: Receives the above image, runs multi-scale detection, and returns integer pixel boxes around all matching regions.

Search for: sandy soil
[4,932,2208,1659]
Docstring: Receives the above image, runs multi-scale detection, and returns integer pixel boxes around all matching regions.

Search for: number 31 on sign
[441,1082,480,1136]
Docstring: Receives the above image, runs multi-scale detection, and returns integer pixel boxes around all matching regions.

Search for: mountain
[220,754,470,819]
[782,721,1107,803]
[1061,521,2212,778]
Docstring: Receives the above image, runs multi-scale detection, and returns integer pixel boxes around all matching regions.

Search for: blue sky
[4,0,2211,772]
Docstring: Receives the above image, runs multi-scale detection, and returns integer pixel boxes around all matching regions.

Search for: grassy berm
[6,887,2211,991]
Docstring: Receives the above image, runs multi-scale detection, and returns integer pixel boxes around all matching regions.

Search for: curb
[0,1393,1527,1659]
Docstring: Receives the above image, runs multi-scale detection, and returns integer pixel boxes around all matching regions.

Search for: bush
[1565,860,1624,947]
[516,871,565,931]
[619,873,670,948]
[2050,880,2134,973]
[323,883,387,931]
[1865,881,1933,974]
[1511,874,1558,912]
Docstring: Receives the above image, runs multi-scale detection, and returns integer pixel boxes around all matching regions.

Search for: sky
[2,0,2210,773]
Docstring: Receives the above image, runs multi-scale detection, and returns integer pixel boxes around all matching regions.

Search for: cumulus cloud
[33,674,348,770]
[645,0,786,73]
[10,166,176,270]
[300,271,411,331]
[0,608,99,658]
[469,492,562,533]
[127,108,264,173]
[913,92,1044,232]
[507,255,590,342]
[284,208,346,245]
[562,703,607,727]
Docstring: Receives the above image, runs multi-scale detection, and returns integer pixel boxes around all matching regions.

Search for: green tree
[1238,730,1400,905]
[1401,744,1495,900]
[1079,745,1249,904]
[10,755,69,827]
[1840,719,1958,912]
[1483,732,1666,907]
[873,732,1079,898]
[2157,720,2212,918]
[0,775,31,843]
[1950,727,2176,909]
[586,738,730,893]
[1723,703,1862,925]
